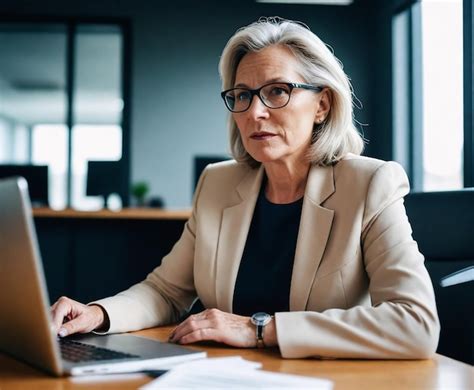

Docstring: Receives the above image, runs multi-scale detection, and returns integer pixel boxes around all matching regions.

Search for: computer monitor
[0,164,49,206]
[194,155,229,190]
[86,160,122,207]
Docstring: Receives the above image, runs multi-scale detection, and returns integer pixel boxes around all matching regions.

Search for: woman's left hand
[168,308,272,348]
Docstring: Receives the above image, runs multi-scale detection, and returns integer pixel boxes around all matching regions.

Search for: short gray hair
[219,17,364,168]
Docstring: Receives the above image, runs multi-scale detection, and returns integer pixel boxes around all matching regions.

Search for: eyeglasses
[221,82,323,113]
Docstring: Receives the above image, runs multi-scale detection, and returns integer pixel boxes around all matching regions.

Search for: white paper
[170,356,261,370]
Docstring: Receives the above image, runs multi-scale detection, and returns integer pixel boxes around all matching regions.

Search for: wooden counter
[33,207,191,220]
[1,325,473,389]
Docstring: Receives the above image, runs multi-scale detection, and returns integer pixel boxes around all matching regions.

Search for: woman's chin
[248,153,280,165]
[247,148,285,164]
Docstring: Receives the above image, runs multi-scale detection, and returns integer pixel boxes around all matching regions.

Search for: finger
[50,297,66,320]
[170,316,202,341]
[171,312,205,336]
[168,309,215,341]
[178,328,217,344]
[58,315,91,337]
[171,319,214,343]
[193,310,210,320]
[179,321,254,348]
[51,300,72,333]
[50,300,59,311]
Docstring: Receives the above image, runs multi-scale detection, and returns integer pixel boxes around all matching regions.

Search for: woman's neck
[263,161,310,204]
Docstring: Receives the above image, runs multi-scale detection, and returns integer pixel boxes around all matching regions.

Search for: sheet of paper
[169,356,262,370]
[151,355,261,371]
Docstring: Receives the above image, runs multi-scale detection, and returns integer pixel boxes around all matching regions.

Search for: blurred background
[0,0,471,209]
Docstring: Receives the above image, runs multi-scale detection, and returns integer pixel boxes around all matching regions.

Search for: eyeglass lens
[224,83,292,112]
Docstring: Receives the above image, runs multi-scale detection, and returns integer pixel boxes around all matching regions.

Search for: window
[71,25,124,209]
[421,0,464,191]
[392,0,464,191]
[0,22,127,209]
[0,24,67,168]
[32,125,68,209]
[72,125,122,209]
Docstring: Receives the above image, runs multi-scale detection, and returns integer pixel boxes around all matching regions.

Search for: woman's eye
[237,92,251,101]
[270,87,289,96]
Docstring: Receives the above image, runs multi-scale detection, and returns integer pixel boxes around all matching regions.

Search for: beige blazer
[95,154,440,359]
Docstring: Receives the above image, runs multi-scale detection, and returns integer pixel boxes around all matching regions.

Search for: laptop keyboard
[59,338,140,363]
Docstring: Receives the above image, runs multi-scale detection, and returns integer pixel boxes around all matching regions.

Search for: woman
[51,17,440,359]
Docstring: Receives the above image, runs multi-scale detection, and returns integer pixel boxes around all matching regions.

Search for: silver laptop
[0,177,206,376]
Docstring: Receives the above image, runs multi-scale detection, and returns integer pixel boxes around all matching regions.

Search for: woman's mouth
[250,132,276,141]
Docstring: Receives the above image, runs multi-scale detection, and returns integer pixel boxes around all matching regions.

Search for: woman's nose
[246,95,270,120]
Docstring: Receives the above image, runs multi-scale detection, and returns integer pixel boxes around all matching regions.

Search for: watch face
[251,312,271,325]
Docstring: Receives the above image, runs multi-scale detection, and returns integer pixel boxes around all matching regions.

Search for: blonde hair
[219,17,364,167]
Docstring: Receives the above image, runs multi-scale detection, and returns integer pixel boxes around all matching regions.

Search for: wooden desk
[33,207,191,220]
[1,326,472,389]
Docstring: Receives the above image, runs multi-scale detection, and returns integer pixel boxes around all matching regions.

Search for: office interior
[0,0,472,367]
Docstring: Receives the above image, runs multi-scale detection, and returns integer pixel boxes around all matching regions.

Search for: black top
[232,182,303,316]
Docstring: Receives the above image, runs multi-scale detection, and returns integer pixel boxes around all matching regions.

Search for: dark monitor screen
[0,164,49,206]
[194,155,230,190]
[86,160,122,198]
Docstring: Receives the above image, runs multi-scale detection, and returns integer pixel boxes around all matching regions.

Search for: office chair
[404,189,474,364]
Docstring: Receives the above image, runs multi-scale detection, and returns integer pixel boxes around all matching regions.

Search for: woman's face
[232,45,330,167]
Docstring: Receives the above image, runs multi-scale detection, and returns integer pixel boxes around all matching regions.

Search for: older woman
[51,18,439,359]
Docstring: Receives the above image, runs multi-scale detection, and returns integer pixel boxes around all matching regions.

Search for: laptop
[0,177,206,376]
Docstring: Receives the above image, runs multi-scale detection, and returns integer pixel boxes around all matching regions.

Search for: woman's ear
[314,88,332,124]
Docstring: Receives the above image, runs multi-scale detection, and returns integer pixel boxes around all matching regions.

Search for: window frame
[463,0,473,187]
[391,0,472,190]
[0,15,132,207]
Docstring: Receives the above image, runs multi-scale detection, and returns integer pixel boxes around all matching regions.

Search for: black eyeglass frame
[220,82,323,113]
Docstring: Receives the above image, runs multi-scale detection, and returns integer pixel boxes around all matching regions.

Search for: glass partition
[72,25,123,210]
[0,22,125,209]
[0,23,67,208]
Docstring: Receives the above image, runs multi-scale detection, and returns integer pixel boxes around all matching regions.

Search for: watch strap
[256,323,265,348]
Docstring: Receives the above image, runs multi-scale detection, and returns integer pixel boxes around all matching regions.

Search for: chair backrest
[404,189,474,364]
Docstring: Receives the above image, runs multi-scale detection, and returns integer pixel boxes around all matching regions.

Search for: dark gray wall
[0,0,389,207]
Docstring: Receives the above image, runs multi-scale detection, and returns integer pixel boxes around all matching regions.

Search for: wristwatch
[250,312,272,348]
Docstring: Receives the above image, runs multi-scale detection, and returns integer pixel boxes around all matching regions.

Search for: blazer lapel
[215,165,265,312]
[290,164,335,311]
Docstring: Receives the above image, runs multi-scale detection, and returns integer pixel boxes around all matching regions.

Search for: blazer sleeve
[91,169,208,334]
[275,161,440,359]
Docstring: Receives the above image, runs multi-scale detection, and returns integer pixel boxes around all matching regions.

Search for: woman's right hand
[50,296,108,337]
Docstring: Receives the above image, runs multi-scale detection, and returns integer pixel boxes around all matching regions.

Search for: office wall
[130,1,377,207]
[0,0,386,207]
